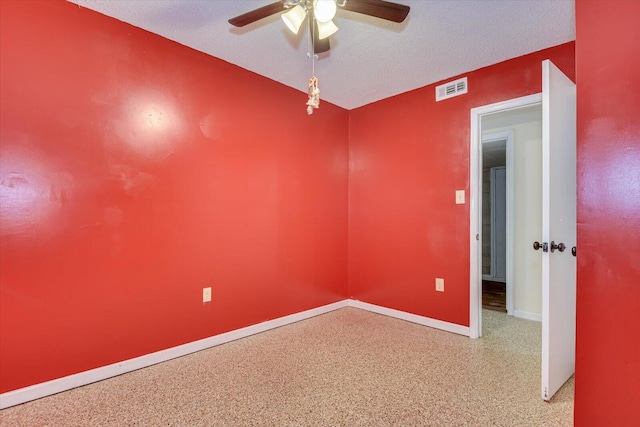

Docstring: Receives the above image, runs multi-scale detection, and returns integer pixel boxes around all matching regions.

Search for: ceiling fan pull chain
[306,11,320,115]
[307,76,320,115]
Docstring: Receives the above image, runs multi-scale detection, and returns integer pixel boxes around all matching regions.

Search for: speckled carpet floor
[0,307,573,426]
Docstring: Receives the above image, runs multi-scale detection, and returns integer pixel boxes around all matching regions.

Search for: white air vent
[435,77,468,102]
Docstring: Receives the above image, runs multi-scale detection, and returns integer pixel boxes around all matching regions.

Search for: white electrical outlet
[203,287,212,303]
[435,278,445,292]
[455,190,465,204]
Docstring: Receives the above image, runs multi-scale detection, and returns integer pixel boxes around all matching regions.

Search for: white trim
[490,166,497,277]
[348,300,470,336]
[505,135,515,315]
[470,93,542,339]
[470,103,481,339]
[0,300,349,409]
[0,299,471,409]
[513,310,542,322]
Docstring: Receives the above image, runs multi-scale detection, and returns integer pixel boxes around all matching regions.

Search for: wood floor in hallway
[483,280,507,312]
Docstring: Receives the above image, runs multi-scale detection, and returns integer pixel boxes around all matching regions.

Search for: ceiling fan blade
[228,1,285,27]
[340,0,410,23]
[312,19,331,54]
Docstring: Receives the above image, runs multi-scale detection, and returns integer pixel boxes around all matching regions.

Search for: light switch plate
[456,190,465,204]
[435,278,445,292]
[203,287,212,303]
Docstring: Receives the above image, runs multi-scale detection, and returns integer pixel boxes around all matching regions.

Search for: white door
[541,59,577,401]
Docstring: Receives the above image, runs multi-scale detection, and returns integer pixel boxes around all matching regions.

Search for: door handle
[533,241,549,252]
[571,246,576,257]
[550,241,566,253]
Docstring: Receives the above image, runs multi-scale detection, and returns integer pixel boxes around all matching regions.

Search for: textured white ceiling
[68,0,575,110]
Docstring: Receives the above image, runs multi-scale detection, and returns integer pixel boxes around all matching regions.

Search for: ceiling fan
[228,0,410,54]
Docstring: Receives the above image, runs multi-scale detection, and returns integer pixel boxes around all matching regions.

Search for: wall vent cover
[435,77,468,101]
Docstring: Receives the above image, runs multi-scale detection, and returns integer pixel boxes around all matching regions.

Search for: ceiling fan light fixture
[281,5,306,34]
[313,0,337,23]
[317,19,338,40]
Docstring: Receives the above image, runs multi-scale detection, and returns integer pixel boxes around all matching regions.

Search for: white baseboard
[0,300,349,409]
[1,298,471,409]
[513,310,542,322]
[348,300,470,336]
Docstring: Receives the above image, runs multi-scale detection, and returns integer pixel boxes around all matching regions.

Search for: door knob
[550,241,566,253]
[533,241,549,252]
[571,246,576,256]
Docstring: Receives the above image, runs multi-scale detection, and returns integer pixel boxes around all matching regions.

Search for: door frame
[469,93,542,339]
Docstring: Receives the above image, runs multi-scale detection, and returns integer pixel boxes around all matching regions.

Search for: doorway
[469,93,542,339]
[470,61,577,401]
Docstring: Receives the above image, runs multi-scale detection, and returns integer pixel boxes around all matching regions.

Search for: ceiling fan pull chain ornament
[307,76,320,115]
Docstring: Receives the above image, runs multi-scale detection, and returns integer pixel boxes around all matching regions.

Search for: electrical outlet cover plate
[435,278,445,292]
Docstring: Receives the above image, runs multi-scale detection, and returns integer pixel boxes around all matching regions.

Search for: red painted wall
[574,0,640,424]
[0,0,349,393]
[348,44,575,326]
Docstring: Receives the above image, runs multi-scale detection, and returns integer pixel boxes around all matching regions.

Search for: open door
[540,59,577,401]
